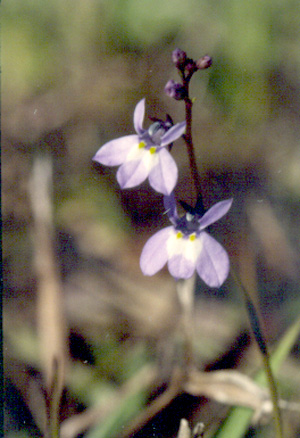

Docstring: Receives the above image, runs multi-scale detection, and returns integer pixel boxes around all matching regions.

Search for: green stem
[231,269,283,438]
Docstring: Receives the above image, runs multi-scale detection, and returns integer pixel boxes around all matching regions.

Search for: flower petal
[148,148,178,195]
[196,231,229,287]
[117,158,149,189]
[93,135,138,166]
[140,227,173,276]
[168,254,195,279]
[163,192,179,224]
[133,99,145,135]
[199,199,233,230]
[167,232,201,279]
[160,121,186,146]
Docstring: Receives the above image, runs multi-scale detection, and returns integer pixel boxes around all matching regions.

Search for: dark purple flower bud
[196,55,212,70]
[185,59,198,76]
[172,48,187,69]
[165,79,186,100]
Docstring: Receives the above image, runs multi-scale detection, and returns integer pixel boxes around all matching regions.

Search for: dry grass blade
[29,154,67,436]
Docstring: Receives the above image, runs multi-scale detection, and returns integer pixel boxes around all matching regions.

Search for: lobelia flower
[140,193,233,287]
[93,99,186,195]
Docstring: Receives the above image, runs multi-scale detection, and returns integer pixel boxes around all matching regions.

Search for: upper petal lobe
[133,99,146,135]
[163,192,179,224]
[160,121,186,147]
[199,199,233,230]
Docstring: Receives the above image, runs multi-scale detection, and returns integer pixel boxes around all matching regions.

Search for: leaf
[85,386,147,438]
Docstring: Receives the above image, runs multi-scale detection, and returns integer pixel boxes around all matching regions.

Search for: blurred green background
[3,0,300,437]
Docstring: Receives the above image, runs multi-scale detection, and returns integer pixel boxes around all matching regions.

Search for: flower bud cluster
[165,49,212,101]
[172,48,197,75]
[172,48,212,73]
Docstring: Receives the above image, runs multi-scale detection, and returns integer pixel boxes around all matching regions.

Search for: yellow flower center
[149,146,156,154]
[176,232,197,240]
[139,141,146,149]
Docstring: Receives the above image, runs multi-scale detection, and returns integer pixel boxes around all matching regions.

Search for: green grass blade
[85,384,147,438]
[212,316,300,438]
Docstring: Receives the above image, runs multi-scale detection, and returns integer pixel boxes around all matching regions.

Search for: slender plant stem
[183,82,203,202]
[176,275,197,372]
[231,269,283,438]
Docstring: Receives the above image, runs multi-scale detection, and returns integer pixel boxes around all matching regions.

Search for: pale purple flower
[93,99,186,195]
[140,193,233,287]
